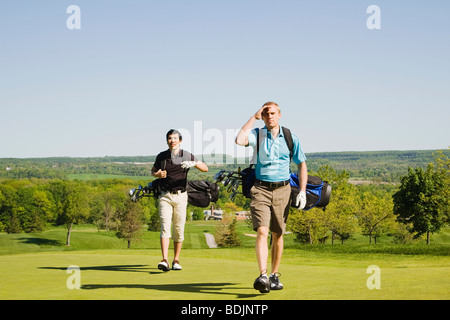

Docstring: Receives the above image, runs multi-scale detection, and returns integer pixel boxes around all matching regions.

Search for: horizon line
[0,148,448,160]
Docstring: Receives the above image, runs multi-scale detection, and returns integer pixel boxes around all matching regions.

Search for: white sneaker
[158,259,170,272]
[172,260,182,270]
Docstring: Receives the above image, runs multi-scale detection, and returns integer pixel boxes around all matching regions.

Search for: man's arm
[151,154,167,178]
[180,153,209,172]
[295,161,308,209]
[195,161,208,172]
[235,106,266,146]
[297,162,307,192]
[180,160,209,172]
[151,166,167,178]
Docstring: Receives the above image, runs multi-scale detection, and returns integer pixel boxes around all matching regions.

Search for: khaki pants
[250,184,291,234]
[159,190,188,242]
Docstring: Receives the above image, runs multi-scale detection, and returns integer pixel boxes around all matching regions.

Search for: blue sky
[1,1,449,158]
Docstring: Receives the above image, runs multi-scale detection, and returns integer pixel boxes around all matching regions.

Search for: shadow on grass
[39,264,163,274]
[19,237,63,247]
[39,264,261,298]
[81,282,260,299]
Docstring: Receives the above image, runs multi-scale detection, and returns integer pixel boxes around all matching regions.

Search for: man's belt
[162,188,186,194]
[254,179,290,189]
[167,189,186,194]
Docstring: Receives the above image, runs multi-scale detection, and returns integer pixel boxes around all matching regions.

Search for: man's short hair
[166,129,182,141]
[262,101,281,116]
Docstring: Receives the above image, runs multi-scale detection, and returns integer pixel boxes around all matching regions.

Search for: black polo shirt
[153,149,197,192]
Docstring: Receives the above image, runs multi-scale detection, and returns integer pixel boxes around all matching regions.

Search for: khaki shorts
[250,184,291,234]
[159,190,188,242]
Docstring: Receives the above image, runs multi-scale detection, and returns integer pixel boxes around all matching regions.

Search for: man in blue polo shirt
[235,101,308,293]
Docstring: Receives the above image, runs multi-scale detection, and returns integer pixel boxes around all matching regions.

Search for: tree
[116,201,144,248]
[0,189,5,232]
[317,166,359,244]
[433,150,450,223]
[22,188,54,233]
[91,190,125,231]
[215,212,241,247]
[357,192,395,244]
[144,196,160,231]
[289,207,331,244]
[60,181,90,246]
[47,180,67,224]
[0,180,55,233]
[393,155,449,244]
[191,207,204,220]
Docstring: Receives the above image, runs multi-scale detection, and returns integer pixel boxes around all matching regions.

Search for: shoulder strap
[253,127,293,162]
[282,126,294,159]
[162,152,167,172]
[256,128,260,157]
[250,128,260,167]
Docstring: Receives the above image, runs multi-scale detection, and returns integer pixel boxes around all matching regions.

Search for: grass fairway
[0,222,449,300]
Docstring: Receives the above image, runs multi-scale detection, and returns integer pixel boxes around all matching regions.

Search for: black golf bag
[241,165,256,199]
[129,179,219,208]
[186,180,219,208]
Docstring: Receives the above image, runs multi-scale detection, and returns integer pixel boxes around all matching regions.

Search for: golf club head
[231,179,240,192]
[214,170,226,182]
[130,189,139,202]
[129,188,136,197]
[227,179,235,192]
[143,182,153,194]
[230,190,237,201]
[223,177,231,187]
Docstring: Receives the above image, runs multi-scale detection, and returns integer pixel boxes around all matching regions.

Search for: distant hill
[304,149,449,182]
[0,149,448,182]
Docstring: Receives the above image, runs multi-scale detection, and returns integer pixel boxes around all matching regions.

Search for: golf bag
[128,180,158,202]
[241,165,256,198]
[129,179,219,208]
[186,180,220,208]
[289,173,331,211]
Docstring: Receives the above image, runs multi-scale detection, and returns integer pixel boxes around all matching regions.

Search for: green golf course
[1,221,449,300]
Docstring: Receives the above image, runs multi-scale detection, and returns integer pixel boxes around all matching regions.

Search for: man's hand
[181,161,197,169]
[154,169,167,178]
[254,105,267,120]
[296,191,307,210]
[235,105,267,147]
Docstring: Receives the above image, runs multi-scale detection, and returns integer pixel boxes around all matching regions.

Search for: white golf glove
[296,191,307,210]
[181,161,197,169]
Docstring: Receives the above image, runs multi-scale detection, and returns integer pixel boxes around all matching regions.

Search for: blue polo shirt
[248,126,306,182]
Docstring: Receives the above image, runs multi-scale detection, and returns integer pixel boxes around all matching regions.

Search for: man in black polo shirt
[151,129,208,271]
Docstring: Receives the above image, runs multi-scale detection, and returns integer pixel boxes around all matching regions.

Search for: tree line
[0,178,154,247]
[287,151,448,245]
[1,150,448,182]
[0,151,448,246]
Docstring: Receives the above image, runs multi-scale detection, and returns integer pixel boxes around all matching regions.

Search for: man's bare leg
[255,226,269,274]
[271,232,283,273]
